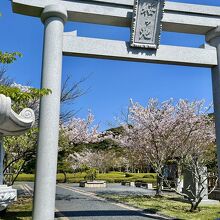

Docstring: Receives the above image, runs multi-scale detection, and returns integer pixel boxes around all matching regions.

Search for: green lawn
[15,172,157,184]
[100,194,220,220]
[0,196,32,220]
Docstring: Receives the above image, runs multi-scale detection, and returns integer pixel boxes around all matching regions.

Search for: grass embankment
[15,172,157,184]
[101,194,220,220]
[0,196,32,220]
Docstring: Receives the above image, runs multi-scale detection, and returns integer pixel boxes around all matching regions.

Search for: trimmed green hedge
[15,172,157,184]
[15,174,35,182]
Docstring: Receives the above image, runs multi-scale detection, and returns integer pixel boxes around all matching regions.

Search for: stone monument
[0,94,35,211]
[11,0,220,219]
[183,167,208,201]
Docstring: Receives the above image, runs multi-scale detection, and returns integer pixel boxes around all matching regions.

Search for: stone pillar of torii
[0,94,35,211]
[207,28,220,188]
[10,0,220,219]
[33,5,67,219]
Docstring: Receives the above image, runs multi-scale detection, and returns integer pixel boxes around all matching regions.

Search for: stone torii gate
[11,0,220,219]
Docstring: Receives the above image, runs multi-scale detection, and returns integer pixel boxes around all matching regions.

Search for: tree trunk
[190,197,202,212]
[62,170,67,183]
[156,175,163,196]
[11,161,26,186]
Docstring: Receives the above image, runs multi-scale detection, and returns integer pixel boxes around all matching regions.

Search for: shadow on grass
[0,211,32,220]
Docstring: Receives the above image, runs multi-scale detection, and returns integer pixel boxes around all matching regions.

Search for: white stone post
[32,5,67,220]
[0,137,4,185]
[206,27,220,182]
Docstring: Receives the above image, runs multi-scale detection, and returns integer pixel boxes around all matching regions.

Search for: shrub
[135,178,156,183]
[84,168,97,181]
[15,174,35,182]
[66,178,84,183]
[143,174,156,179]
[15,172,157,184]
[125,173,133,178]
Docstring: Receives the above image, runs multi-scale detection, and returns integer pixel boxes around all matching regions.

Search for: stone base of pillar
[0,185,17,212]
[208,188,220,201]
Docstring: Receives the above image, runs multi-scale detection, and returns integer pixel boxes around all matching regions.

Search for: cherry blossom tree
[68,150,101,172]
[68,149,122,174]
[168,101,217,212]
[58,112,100,175]
[61,112,99,147]
[114,99,215,199]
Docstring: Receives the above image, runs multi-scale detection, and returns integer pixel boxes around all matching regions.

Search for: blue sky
[1,0,220,130]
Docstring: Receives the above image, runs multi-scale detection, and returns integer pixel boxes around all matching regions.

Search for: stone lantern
[0,94,35,211]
